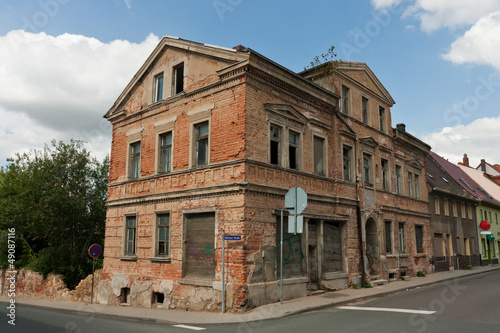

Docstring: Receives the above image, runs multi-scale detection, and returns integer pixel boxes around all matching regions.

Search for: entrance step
[370,275,381,280]
[310,289,325,296]
[371,279,388,286]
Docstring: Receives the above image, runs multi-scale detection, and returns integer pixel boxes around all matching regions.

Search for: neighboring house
[458,157,500,265]
[432,152,500,265]
[99,36,431,312]
[426,153,479,272]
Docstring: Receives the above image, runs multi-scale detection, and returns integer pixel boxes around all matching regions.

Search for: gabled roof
[426,154,477,202]
[430,151,500,207]
[104,36,249,118]
[459,164,500,203]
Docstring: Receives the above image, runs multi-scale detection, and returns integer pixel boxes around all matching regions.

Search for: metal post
[222,230,225,314]
[91,257,95,304]
[280,207,284,304]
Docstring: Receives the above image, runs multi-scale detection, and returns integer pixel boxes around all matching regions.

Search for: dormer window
[172,63,184,95]
[153,73,164,103]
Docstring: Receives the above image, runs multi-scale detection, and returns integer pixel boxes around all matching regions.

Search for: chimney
[481,159,486,172]
[232,45,246,52]
[396,123,406,132]
[462,154,469,167]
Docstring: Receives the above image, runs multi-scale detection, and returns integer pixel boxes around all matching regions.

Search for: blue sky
[1,0,500,167]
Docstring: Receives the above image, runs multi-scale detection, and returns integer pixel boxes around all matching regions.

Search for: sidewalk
[2,265,499,325]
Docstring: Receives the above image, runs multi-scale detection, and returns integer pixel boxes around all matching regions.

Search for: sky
[0,0,499,168]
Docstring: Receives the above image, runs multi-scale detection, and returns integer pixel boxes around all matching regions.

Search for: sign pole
[91,257,95,304]
[280,207,285,304]
[222,229,225,314]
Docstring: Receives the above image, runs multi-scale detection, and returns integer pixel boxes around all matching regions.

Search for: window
[313,136,325,176]
[129,141,141,179]
[415,225,424,253]
[452,201,457,217]
[395,165,402,194]
[379,106,386,132]
[381,158,389,190]
[468,204,472,220]
[398,223,406,253]
[414,173,420,199]
[194,121,209,166]
[156,214,170,256]
[362,97,369,124]
[363,153,372,185]
[159,132,172,173]
[125,216,137,256]
[464,238,471,255]
[270,125,281,166]
[461,203,466,218]
[407,172,413,197]
[443,199,449,216]
[184,212,216,279]
[434,197,440,214]
[288,130,300,170]
[153,73,164,102]
[489,211,492,222]
[172,63,184,95]
[341,85,349,114]
[480,209,483,220]
[343,145,352,182]
[385,221,392,254]
[496,213,498,224]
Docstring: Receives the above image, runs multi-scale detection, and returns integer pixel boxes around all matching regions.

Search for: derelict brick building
[98,37,432,311]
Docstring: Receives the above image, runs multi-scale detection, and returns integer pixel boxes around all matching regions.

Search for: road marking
[172,324,206,331]
[338,306,435,315]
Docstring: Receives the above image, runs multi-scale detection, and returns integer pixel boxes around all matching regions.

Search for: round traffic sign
[88,244,102,258]
[480,221,491,231]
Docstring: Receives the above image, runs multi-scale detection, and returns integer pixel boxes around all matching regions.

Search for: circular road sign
[480,221,491,231]
[88,244,102,258]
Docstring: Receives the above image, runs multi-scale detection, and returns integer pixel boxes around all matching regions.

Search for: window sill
[149,257,171,263]
[399,254,409,258]
[179,277,214,287]
[119,256,138,261]
[414,253,426,257]
[386,254,396,258]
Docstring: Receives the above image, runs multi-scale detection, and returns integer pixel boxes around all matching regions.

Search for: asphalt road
[1,270,500,333]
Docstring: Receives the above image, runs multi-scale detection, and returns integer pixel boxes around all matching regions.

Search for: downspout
[334,109,366,287]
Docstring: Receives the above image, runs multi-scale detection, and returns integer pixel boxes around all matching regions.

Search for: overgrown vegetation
[417,271,426,277]
[0,140,109,289]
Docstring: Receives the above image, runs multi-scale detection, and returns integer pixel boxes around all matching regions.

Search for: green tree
[0,140,109,288]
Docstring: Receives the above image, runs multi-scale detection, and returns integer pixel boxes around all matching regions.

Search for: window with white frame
[398,222,406,254]
[153,73,164,103]
[158,131,172,173]
[395,164,402,194]
[434,197,440,214]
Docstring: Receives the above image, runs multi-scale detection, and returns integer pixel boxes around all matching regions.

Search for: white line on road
[172,324,206,330]
[338,306,435,315]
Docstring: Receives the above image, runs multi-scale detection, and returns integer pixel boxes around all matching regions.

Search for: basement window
[121,287,130,304]
[153,292,165,304]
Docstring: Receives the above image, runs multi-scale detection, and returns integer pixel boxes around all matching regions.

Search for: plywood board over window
[183,212,216,279]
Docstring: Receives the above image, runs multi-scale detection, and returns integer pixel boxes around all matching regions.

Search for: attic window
[442,177,449,183]
[478,185,493,199]
[460,178,475,192]
[172,62,184,95]
[427,173,433,179]
[153,73,164,103]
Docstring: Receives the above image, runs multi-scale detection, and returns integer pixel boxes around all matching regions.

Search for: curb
[2,267,499,325]
[282,266,500,318]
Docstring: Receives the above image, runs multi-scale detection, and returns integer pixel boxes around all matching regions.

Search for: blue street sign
[224,235,241,241]
[88,244,102,258]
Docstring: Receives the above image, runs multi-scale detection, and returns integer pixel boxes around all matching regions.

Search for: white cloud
[124,0,132,9]
[371,0,403,10]
[420,115,500,166]
[443,11,500,72]
[0,30,159,165]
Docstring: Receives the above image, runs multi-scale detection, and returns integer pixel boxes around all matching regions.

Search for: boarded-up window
[415,225,424,253]
[385,221,392,254]
[276,216,304,278]
[323,221,343,272]
[184,212,216,279]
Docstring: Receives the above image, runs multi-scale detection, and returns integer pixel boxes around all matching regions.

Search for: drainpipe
[334,109,365,287]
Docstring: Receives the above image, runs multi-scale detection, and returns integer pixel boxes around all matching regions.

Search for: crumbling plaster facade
[100,37,431,312]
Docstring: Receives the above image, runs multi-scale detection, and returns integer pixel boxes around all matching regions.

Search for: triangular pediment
[406,159,424,170]
[104,36,249,119]
[264,103,309,125]
[360,136,379,147]
[337,61,395,106]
